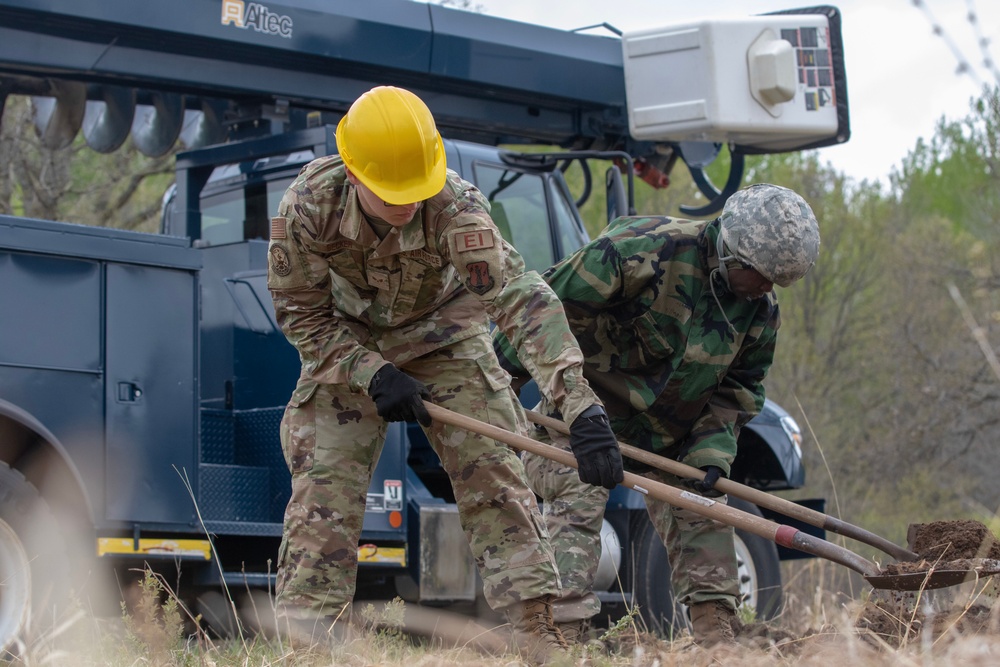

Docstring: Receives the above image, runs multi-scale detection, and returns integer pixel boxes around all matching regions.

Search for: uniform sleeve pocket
[287,379,318,408]
[476,352,512,393]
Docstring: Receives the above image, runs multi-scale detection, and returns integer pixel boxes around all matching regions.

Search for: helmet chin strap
[710,231,738,336]
[715,230,736,290]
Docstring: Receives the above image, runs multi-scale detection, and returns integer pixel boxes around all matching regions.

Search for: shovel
[424,402,1000,591]
[524,409,920,562]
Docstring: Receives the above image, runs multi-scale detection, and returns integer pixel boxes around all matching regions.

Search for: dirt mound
[874,520,1000,578]
[855,520,1000,648]
[907,519,1000,560]
[857,596,996,648]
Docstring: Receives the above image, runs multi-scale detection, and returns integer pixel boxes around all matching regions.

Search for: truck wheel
[0,462,70,653]
[630,513,686,636]
[630,497,783,635]
[728,497,783,620]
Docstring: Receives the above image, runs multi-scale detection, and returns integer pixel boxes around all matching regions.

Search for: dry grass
[7,564,1000,667]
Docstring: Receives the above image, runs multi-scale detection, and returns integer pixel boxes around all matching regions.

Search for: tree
[0,95,174,231]
[754,91,1000,546]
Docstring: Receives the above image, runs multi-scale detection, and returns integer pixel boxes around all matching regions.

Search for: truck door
[104,263,198,525]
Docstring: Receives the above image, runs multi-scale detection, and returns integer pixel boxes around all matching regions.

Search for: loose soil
[880,519,1000,576]
[907,519,1000,561]
[855,519,1000,648]
[857,595,998,648]
[631,520,1000,652]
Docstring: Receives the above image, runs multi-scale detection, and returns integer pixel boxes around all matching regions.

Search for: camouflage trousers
[275,334,561,621]
[523,421,740,622]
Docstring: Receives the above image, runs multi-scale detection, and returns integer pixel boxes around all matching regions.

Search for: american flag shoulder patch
[271,217,287,240]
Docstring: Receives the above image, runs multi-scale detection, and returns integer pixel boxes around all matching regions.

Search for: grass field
[11,561,1000,667]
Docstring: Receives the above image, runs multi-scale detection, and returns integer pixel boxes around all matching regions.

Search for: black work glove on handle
[568,405,624,490]
[369,364,432,427]
[684,465,726,498]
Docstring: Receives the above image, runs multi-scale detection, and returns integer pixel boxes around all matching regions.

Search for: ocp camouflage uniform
[267,155,602,621]
[495,214,780,617]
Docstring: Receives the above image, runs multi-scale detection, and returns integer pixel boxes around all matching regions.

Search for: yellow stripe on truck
[357,544,406,566]
[97,537,212,560]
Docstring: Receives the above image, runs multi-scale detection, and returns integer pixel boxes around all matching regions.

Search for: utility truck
[0,0,847,647]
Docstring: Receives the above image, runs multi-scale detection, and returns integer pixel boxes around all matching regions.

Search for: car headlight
[779,415,803,459]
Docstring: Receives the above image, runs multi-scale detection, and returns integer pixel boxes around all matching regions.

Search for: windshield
[472,162,587,272]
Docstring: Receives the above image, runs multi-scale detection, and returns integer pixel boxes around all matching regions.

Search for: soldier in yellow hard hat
[267,86,621,661]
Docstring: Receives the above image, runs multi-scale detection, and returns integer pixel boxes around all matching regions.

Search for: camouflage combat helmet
[718,184,820,287]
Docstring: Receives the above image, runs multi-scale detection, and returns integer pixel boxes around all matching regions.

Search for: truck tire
[728,497,783,621]
[0,462,71,653]
[630,496,783,636]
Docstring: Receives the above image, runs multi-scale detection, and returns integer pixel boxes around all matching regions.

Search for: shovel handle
[424,402,880,579]
[525,409,918,563]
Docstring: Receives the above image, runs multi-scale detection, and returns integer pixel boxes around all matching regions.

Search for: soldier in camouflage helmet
[494,183,819,646]
[718,183,820,289]
[266,85,621,660]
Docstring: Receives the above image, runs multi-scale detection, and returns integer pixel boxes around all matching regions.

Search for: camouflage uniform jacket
[495,215,779,474]
[267,155,598,426]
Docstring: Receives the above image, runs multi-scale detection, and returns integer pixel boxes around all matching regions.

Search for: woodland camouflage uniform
[495,212,782,621]
[267,155,604,623]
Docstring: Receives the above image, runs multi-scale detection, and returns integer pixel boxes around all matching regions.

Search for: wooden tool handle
[424,401,880,578]
[525,409,918,562]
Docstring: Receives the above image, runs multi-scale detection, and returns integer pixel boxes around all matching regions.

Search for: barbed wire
[911,0,1000,86]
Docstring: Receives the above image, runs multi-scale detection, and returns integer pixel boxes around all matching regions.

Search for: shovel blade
[865,558,1000,591]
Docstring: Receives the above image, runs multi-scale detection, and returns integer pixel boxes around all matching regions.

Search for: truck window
[197,153,588,267]
[198,175,298,244]
[197,151,312,245]
[472,163,556,273]
[201,185,260,245]
[548,177,590,258]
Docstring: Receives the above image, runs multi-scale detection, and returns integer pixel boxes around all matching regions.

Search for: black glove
[368,365,432,427]
[685,465,726,498]
[568,405,624,490]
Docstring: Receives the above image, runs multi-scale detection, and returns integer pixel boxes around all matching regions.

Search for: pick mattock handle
[524,409,918,563]
[423,401,881,579]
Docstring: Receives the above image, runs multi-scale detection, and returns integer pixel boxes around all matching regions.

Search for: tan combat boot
[689,600,737,646]
[507,595,570,663]
[555,618,589,644]
[551,594,597,646]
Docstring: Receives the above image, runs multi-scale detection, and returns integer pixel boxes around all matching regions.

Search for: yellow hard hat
[336,86,447,205]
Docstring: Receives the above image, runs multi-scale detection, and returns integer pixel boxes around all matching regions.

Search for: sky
[433,0,1000,186]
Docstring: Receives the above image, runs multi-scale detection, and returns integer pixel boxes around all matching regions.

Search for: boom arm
[0,0,849,214]
[0,0,628,149]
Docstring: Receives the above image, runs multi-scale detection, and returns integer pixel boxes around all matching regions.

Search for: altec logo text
[221,0,293,39]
